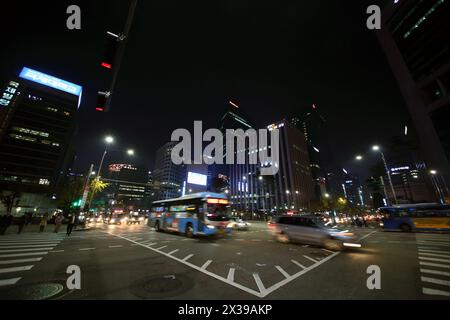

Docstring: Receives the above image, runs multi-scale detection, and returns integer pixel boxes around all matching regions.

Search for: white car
[228,217,251,231]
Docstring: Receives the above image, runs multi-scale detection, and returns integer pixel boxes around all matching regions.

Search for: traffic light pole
[104,0,139,111]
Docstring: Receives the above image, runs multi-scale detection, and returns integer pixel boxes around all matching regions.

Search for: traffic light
[100,31,120,70]
[96,91,111,112]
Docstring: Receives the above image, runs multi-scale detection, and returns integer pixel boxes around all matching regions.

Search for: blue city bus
[378,203,450,232]
[148,192,233,237]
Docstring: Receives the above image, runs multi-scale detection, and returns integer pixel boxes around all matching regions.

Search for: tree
[87,178,110,209]
[0,191,21,215]
[57,176,84,212]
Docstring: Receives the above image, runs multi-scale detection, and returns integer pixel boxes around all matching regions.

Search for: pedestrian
[17,214,26,234]
[0,214,13,235]
[54,213,64,233]
[66,214,76,236]
[25,212,33,226]
[39,214,48,233]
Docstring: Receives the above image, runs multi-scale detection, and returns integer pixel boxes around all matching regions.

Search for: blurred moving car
[228,217,251,230]
[268,215,361,250]
[104,213,127,225]
[126,213,145,225]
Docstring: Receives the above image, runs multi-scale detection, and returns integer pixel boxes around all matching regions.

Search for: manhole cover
[6,283,64,300]
[130,274,193,299]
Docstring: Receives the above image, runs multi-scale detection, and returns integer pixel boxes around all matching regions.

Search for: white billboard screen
[187,172,207,186]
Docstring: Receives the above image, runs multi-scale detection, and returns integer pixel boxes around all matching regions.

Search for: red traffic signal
[100,31,120,70]
[96,91,111,112]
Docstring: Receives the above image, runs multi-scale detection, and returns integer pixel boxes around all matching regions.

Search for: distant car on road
[228,217,251,231]
[126,214,145,225]
[268,215,360,250]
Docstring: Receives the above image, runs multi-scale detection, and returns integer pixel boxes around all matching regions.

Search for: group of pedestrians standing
[0,212,78,236]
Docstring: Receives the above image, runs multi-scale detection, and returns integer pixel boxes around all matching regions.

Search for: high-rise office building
[230,120,314,214]
[152,141,185,200]
[104,164,148,208]
[377,0,450,185]
[0,67,82,212]
[292,104,338,202]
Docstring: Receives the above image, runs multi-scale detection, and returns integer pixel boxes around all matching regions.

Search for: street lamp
[372,145,397,205]
[127,149,135,156]
[356,155,363,161]
[97,136,115,179]
[430,170,444,204]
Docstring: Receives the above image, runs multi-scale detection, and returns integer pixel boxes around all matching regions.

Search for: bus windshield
[206,204,231,221]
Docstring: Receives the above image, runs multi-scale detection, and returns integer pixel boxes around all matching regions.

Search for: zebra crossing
[0,233,65,287]
[416,233,450,298]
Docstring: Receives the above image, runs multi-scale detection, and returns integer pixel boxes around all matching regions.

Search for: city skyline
[1,0,410,175]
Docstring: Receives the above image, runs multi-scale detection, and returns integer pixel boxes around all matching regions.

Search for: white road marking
[227,268,235,282]
[358,231,377,241]
[156,246,168,250]
[419,256,450,263]
[420,269,450,277]
[0,241,60,245]
[291,260,306,269]
[303,255,318,263]
[253,273,266,293]
[275,266,290,278]
[423,287,450,297]
[50,250,65,253]
[105,231,340,298]
[321,249,335,254]
[418,241,450,247]
[0,265,34,274]
[0,244,58,249]
[418,249,450,255]
[79,248,96,251]
[0,252,48,258]
[183,254,194,261]
[0,258,42,265]
[421,276,450,287]
[168,249,179,255]
[420,261,450,269]
[145,243,157,247]
[419,252,450,258]
[0,277,21,287]
[201,260,213,270]
[0,248,53,253]
[108,245,123,248]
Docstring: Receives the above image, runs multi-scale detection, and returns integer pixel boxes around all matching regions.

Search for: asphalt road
[0,222,449,300]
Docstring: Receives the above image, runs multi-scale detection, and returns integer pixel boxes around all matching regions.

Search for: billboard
[187,172,207,186]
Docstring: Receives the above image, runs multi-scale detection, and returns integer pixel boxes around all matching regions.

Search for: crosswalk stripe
[419,256,450,263]
[417,242,450,247]
[0,248,53,253]
[0,277,21,287]
[419,252,450,258]
[420,268,450,277]
[0,252,48,258]
[418,249,450,255]
[421,276,450,287]
[0,242,59,246]
[423,287,450,297]
[420,261,450,269]
[0,244,59,249]
[0,258,42,265]
[0,265,34,274]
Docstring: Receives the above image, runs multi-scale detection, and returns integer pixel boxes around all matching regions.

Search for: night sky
[1,0,410,179]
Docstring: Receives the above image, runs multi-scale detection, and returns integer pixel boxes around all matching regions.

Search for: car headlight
[139,217,144,221]
[206,225,216,229]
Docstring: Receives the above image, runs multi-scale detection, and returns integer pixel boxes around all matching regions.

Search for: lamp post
[430,170,444,204]
[96,136,115,180]
[372,145,398,205]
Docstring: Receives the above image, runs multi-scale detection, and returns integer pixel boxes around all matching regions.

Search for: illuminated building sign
[19,67,82,96]
[0,81,20,107]
[391,166,410,172]
[19,67,83,108]
[187,172,207,186]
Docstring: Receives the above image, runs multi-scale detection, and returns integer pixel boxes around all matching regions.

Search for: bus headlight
[379,222,384,227]
[206,225,216,229]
